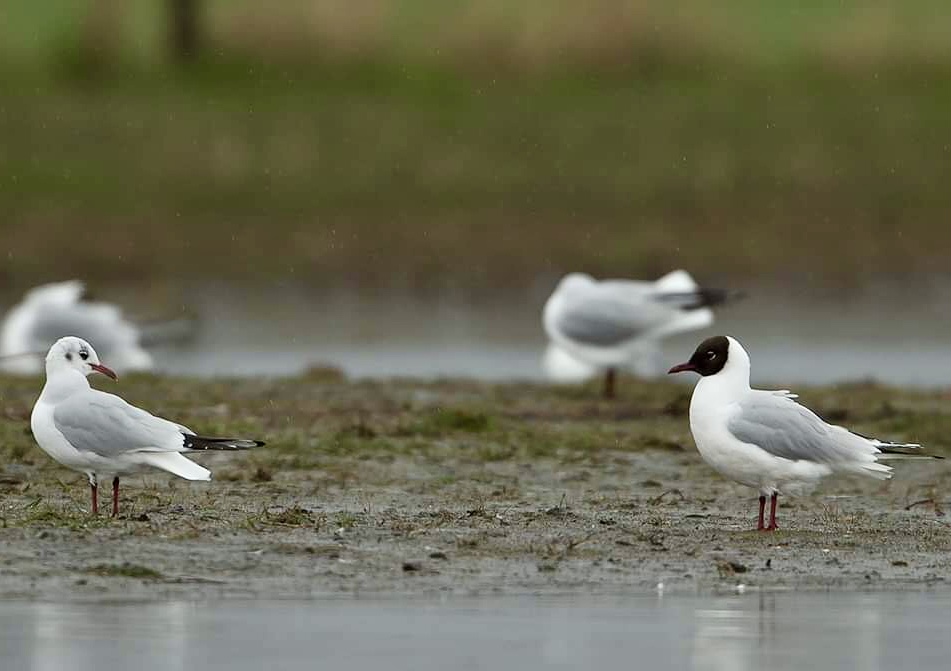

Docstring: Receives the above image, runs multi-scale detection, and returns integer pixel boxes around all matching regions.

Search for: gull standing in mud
[668,335,938,531]
[30,336,265,516]
[542,270,741,398]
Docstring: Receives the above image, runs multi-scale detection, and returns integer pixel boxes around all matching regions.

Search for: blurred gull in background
[0,280,191,375]
[542,270,741,397]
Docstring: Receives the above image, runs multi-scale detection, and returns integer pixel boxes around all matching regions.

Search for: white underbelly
[690,414,831,495]
[31,403,146,477]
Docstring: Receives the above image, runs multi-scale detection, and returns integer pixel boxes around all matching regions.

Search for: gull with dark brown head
[30,336,264,516]
[668,335,938,531]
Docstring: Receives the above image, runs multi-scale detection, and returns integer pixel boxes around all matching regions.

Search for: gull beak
[90,363,119,382]
[667,362,697,375]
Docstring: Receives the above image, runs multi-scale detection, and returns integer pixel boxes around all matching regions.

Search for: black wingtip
[656,288,746,310]
[878,445,944,459]
[696,287,747,307]
[183,436,267,451]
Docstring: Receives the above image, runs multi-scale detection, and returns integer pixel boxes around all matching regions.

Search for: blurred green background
[2,1,950,293]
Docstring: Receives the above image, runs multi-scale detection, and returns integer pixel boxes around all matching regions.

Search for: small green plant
[265,505,316,527]
[335,511,360,529]
[85,563,163,580]
[405,408,491,436]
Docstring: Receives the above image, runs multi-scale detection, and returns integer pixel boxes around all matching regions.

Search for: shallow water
[2,592,949,670]
[5,280,951,386]
[146,282,951,387]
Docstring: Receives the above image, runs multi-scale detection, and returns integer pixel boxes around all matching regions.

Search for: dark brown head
[667,335,730,377]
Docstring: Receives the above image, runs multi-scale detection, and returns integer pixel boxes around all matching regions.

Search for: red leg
[112,477,120,518]
[757,495,766,531]
[90,481,99,515]
[603,368,616,399]
[766,493,779,531]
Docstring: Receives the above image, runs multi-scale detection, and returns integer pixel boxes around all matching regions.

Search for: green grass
[407,408,492,436]
[85,562,164,580]
[2,69,949,291]
[5,2,951,74]
[242,504,321,530]
[1,3,951,291]
[2,373,948,499]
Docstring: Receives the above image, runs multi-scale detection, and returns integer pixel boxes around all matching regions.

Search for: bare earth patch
[0,374,949,599]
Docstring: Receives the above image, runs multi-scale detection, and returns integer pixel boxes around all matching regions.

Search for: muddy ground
[1,373,950,599]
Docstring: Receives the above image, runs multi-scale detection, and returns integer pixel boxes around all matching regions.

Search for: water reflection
[689,592,938,671]
[1,592,950,671]
[8,601,191,671]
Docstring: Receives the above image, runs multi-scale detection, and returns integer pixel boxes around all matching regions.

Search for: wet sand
[1,374,949,599]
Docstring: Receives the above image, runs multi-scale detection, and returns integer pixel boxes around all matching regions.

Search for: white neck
[694,362,751,400]
[39,368,90,404]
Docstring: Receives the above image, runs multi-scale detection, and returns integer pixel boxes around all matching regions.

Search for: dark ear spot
[688,335,730,376]
[65,352,73,361]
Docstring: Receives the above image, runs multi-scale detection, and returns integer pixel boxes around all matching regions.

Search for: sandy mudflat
[1,374,949,599]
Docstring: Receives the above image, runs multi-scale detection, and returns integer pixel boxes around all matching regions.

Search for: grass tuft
[85,563,164,580]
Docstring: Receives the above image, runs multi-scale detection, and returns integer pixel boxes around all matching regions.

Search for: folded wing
[728,391,897,477]
[553,282,671,347]
[53,390,189,458]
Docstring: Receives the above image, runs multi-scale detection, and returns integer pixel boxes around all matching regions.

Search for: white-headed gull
[543,270,741,397]
[1,280,178,375]
[668,335,937,530]
[30,336,264,516]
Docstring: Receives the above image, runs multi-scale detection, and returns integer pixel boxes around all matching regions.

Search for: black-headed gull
[1,280,192,375]
[668,335,936,531]
[543,270,741,397]
[30,336,265,516]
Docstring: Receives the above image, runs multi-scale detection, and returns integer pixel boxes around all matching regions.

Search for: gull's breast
[30,402,94,473]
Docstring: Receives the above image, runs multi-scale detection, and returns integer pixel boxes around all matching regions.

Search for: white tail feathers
[854,438,937,480]
[653,269,699,293]
[138,452,212,481]
[857,460,893,480]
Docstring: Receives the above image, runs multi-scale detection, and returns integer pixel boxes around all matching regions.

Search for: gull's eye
[79,349,89,361]
[706,350,716,360]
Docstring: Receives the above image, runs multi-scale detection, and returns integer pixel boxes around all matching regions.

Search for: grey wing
[53,391,186,458]
[555,286,673,347]
[727,393,850,463]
